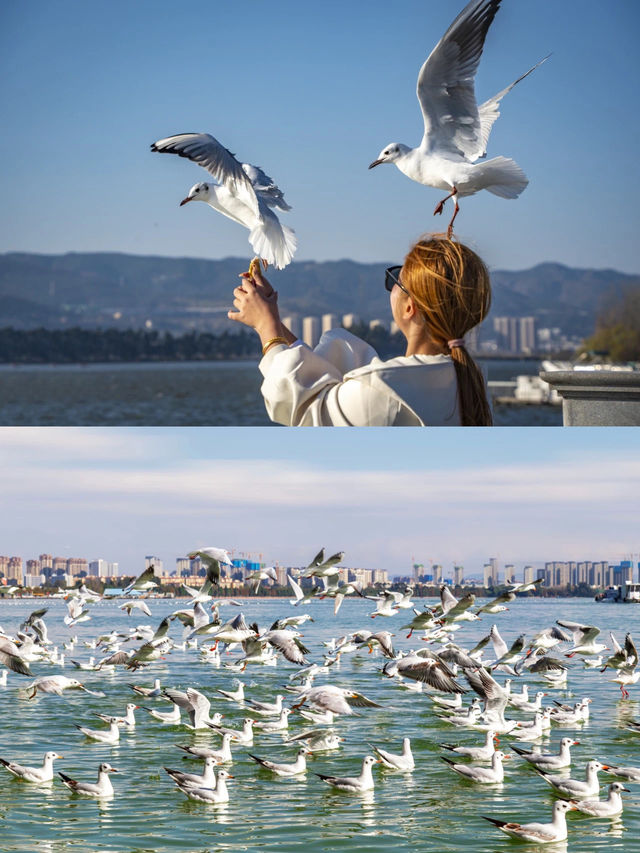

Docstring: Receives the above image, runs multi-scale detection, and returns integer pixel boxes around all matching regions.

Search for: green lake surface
[0,596,637,852]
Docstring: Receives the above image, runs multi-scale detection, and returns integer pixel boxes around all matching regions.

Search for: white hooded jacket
[259,329,461,426]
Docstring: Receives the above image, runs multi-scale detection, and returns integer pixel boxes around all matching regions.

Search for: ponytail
[402,235,492,426]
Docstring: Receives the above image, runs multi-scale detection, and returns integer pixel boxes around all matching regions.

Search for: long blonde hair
[402,235,492,426]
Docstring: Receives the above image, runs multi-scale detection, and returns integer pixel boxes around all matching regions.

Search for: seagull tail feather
[249,215,297,270]
[481,157,529,199]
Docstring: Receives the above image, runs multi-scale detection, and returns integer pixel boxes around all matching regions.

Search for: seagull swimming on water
[368,0,548,236]
[0,751,63,783]
[58,763,119,798]
[152,133,296,270]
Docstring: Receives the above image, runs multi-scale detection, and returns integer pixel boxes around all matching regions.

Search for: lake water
[1,595,638,852]
[0,360,562,426]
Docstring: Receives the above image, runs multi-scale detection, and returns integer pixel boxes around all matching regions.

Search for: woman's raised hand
[228,267,282,343]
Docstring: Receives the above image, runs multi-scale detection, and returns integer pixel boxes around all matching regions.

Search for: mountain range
[1,252,637,337]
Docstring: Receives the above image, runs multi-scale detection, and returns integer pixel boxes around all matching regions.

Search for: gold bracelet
[261,336,289,356]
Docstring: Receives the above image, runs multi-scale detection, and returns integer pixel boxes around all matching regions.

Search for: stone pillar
[539,370,640,426]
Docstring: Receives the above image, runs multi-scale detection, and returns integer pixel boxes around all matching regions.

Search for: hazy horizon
[1,428,638,578]
[2,247,637,277]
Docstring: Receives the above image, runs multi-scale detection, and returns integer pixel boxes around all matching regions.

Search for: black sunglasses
[385,265,410,295]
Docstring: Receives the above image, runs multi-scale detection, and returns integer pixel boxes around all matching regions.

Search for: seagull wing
[416,0,502,158]
[346,691,382,708]
[124,565,156,594]
[492,590,516,605]
[474,56,549,159]
[320,551,345,569]
[440,586,459,615]
[0,637,32,676]
[556,620,599,645]
[267,632,308,665]
[529,655,567,674]
[464,666,507,712]
[445,593,476,619]
[306,548,325,569]
[242,163,291,211]
[288,574,304,603]
[624,633,638,667]
[400,658,466,693]
[507,634,526,656]
[162,687,191,709]
[152,133,259,217]
[151,616,171,643]
[186,688,211,718]
[489,625,508,659]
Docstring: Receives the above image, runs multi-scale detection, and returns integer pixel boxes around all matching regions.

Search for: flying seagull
[152,133,296,271]
[369,0,548,236]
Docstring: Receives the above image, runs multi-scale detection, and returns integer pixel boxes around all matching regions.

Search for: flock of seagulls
[1,553,639,847]
[151,0,548,266]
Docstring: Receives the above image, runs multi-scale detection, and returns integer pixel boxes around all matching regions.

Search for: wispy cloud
[0,428,638,571]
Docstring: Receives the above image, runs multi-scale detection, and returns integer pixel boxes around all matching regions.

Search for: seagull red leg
[433,186,458,217]
[447,195,460,239]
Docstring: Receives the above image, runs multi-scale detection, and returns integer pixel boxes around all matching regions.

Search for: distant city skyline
[1,428,638,578]
[1,1,639,273]
[4,549,637,589]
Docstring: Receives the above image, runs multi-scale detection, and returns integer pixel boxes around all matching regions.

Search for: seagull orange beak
[179,196,193,206]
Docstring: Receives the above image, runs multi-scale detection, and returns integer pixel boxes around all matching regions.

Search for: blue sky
[1,0,639,273]
[1,428,638,578]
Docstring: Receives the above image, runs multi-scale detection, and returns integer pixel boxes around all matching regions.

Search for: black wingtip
[482,816,506,828]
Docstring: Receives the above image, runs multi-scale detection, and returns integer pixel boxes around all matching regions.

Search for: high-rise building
[519,317,537,353]
[342,313,360,330]
[26,558,41,576]
[433,564,443,585]
[545,561,570,588]
[89,559,119,578]
[453,564,464,586]
[351,568,372,587]
[67,558,89,577]
[0,556,23,585]
[523,565,536,585]
[175,557,190,577]
[489,557,499,584]
[483,563,494,588]
[145,555,164,575]
[302,316,320,348]
[592,561,608,587]
[504,564,516,585]
[282,316,301,339]
[322,314,337,333]
[493,316,532,352]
